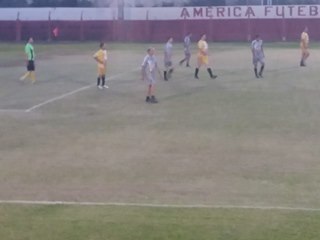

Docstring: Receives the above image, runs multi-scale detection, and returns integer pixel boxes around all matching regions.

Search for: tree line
[0,0,319,8]
[0,0,92,7]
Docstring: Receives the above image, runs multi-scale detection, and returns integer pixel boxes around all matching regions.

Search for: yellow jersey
[300,32,309,48]
[94,49,106,67]
[198,40,208,55]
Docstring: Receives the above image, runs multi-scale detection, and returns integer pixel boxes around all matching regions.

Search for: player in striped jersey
[163,37,174,81]
[141,47,159,103]
[179,33,192,67]
[251,34,265,78]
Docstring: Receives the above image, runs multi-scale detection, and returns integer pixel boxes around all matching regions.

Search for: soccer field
[0,41,320,239]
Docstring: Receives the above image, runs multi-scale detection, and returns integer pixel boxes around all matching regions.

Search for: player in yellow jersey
[300,27,310,67]
[194,34,217,79]
[93,42,108,89]
[20,37,36,83]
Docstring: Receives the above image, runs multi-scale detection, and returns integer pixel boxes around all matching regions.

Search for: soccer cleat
[164,71,168,81]
[194,68,199,79]
[300,60,304,66]
[145,96,151,103]
[259,71,264,78]
[103,85,109,89]
[167,68,174,80]
[150,96,158,103]
[207,68,216,79]
[98,85,103,89]
[259,66,264,77]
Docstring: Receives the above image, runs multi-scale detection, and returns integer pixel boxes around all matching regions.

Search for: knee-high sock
[207,68,214,78]
[259,65,264,76]
[164,71,168,80]
[30,71,36,82]
[194,68,199,78]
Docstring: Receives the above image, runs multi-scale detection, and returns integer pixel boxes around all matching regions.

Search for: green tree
[31,0,59,7]
[186,0,226,6]
[0,0,28,7]
[30,0,92,7]
[272,0,320,4]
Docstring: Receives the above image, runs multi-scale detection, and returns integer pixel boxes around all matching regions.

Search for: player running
[163,37,174,81]
[179,33,192,67]
[93,42,108,89]
[300,26,310,67]
[141,47,160,104]
[251,34,265,78]
[20,37,36,83]
[194,34,217,79]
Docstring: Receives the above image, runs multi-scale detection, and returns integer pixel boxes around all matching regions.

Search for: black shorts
[164,61,172,68]
[27,60,35,71]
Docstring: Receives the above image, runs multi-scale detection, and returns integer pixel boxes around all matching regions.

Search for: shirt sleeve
[141,56,147,68]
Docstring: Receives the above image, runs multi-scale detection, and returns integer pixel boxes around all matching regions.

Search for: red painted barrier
[0,19,319,42]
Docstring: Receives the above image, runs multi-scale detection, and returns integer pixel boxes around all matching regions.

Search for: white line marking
[25,69,139,112]
[25,85,93,112]
[0,200,320,212]
[0,109,26,113]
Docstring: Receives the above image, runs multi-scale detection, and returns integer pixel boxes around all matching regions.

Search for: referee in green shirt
[20,37,36,83]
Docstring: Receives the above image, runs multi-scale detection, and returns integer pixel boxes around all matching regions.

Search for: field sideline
[0,41,320,239]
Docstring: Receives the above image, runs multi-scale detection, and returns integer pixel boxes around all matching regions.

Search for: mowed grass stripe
[1,204,320,240]
[1,200,320,212]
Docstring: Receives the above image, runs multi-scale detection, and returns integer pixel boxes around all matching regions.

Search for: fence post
[247,16,251,41]
[80,11,84,41]
[112,13,117,41]
[281,17,286,41]
[16,11,21,42]
[146,10,150,42]
[48,11,52,42]
[246,1,251,41]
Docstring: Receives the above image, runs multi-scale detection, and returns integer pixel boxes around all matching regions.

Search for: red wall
[0,19,319,42]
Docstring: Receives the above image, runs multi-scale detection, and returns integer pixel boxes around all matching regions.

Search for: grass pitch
[0,41,320,239]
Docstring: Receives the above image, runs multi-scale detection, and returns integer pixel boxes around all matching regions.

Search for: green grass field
[0,41,320,239]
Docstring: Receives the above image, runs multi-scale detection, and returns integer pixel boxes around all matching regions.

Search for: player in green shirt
[20,37,36,83]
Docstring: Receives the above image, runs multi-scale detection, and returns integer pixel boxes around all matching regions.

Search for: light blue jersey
[142,54,158,84]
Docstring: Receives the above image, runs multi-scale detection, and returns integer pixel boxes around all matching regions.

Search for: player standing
[194,34,217,79]
[300,26,310,67]
[179,33,192,67]
[164,37,174,81]
[93,42,108,89]
[20,37,36,83]
[251,34,265,78]
[141,48,159,103]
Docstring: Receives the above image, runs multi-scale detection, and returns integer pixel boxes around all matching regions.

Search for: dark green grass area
[0,41,316,67]
[1,204,320,240]
[1,42,320,239]
[0,42,147,67]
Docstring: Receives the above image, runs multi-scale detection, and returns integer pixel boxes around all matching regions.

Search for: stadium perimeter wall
[0,6,319,42]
